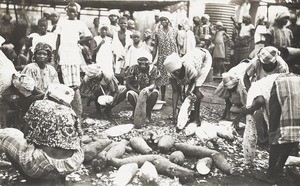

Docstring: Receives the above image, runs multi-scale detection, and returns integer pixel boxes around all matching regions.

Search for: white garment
[246,73,281,127]
[112,30,132,74]
[239,24,255,37]
[254,25,268,44]
[94,36,114,75]
[55,18,92,65]
[28,32,57,53]
[125,44,148,68]
[177,29,196,56]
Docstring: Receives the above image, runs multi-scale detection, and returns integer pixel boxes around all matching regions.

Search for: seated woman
[21,42,59,92]
[125,50,160,122]
[0,83,83,181]
[80,64,127,118]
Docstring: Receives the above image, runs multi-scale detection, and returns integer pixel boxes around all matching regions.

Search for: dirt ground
[1,80,300,186]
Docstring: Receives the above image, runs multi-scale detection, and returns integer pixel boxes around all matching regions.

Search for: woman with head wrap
[22,42,59,93]
[152,11,178,101]
[0,83,84,182]
[80,64,127,118]
[164,47,212,126]
[267,11,293,48]
[244,46,289,91]
[238,46,289,146]
[199,14,213,39]
[177,18,196,57]
[214,61,250,122]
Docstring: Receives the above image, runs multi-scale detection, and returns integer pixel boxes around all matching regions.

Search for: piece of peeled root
[130,137,153,154]
[285,156,300,166]
[196,157,213,175]
[109,155,163,168]
[211,152,234,174]
[0,160,11,167]
[152,157,196,183]
[139,161,158,184]
[184,123,198,136]
[112,163,138,186]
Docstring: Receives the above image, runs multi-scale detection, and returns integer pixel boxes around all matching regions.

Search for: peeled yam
[216,125,235,141]
[0,160,11,167]
[134,88,148,128]
[130,137,152,154]
[177,96,192,130]
[103,124,134,137]
[196,157,213,175]
[83,139,112,162]
[106,143,127,159]
[243,114,257,164]
[184,122,198,136]
[139,161,158,184]
[157,135,175,152]
[169,151,185,165]
[109,155,162,168]
[174,143,217,158]
[112,163,138,186]
[152,157,196,183]
[211,152,233,174]
[285,156,300,166]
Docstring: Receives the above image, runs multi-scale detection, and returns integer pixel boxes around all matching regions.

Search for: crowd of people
[0,1,300,184]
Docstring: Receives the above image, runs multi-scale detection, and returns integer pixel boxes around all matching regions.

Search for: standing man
[55,2,92,118]
[164,48,212,125]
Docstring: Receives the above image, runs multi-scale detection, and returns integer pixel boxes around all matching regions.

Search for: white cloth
[112,30,132,74]
[28,32,57,53]
[55,18,92,65]
[125,44,149,68]
[246,73,281,127]
[177,29,196,56]
[254,25,268,44]
[239,24,255,37]
[93,36,114,75]
[21,63,59,92]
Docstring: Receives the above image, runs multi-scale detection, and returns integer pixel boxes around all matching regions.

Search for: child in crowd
[212,21,230,77]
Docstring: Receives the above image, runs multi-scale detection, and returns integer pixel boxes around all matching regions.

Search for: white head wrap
[164,53,182,73]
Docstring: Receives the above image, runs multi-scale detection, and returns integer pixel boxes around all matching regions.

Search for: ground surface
[1,80,300,186]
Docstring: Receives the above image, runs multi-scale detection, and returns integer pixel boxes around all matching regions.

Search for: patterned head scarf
[24,99,81,150]
[222,72,239,89]
[34,42,52,54]
[257,46,280,64]
[85,64,102,79]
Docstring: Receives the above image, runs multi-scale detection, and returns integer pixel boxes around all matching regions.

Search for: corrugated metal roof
[3,0,187,10]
